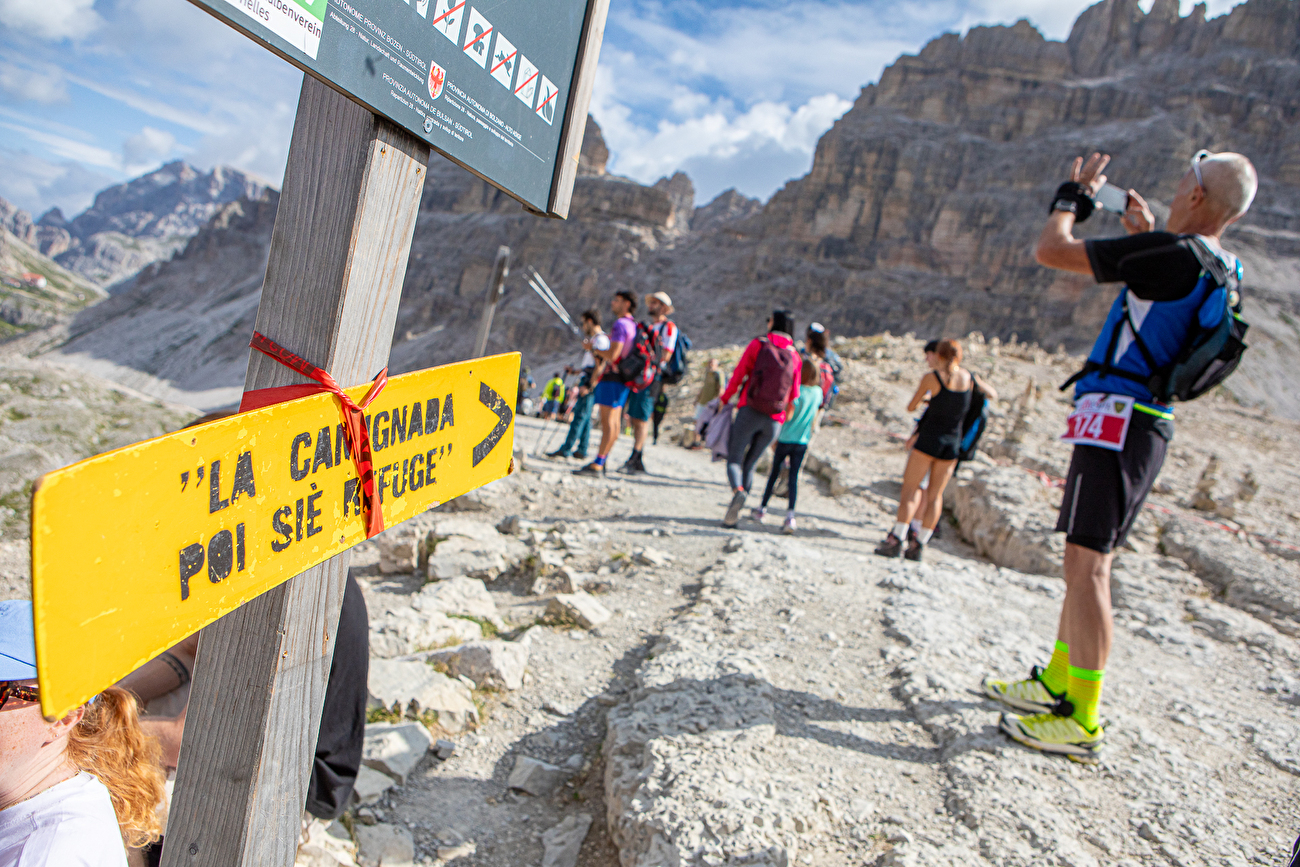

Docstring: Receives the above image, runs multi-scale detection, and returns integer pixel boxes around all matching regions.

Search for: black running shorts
[1055,408,1172,554]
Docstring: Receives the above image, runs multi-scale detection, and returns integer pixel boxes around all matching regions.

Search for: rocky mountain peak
[653,172,695,230]
[577,116,609,177]
[690,189,763,233]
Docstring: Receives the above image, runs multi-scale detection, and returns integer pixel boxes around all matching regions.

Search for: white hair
[1201,152,1257,221]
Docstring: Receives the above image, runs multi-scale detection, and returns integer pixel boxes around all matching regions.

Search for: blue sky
[0,0,1246,218]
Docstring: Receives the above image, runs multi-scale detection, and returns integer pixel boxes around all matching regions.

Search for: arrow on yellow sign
[31,352,520,720]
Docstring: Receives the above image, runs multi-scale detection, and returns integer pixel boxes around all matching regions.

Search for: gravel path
[351,407,1299,867]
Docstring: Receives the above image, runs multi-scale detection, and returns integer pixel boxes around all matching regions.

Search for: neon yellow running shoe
[999,711,1104,763]
[982,666,1064,714]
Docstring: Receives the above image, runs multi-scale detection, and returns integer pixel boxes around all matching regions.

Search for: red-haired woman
[875,339,994,562]
[0,600,165,865]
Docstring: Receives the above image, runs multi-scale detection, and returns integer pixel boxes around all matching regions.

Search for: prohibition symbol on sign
[535,75,559,125]
[415,0,428,18]
[463,7,492,68]
[489,32,517,89]
[513,54,539,107]
[430,0,464,43]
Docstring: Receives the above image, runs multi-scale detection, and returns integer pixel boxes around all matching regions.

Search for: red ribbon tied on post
[240,331,389,538]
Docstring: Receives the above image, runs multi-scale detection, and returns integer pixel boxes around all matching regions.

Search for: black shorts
[1055,408,1172,554]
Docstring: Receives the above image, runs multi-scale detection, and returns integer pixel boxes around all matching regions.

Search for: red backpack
[615,322,662,392]
[745,337,799,416]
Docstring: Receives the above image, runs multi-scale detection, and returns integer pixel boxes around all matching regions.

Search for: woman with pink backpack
[718,310,803,527]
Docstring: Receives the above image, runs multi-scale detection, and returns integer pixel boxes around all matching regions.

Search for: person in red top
[718,310,802,527]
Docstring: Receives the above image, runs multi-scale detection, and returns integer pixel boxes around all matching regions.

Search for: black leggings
[761,442,807,511]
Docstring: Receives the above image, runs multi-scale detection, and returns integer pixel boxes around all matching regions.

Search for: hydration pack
[958,386,989,462]
[745,337,799,416]
[616,322,662,392]
[1061,237,1248,404]
[661,329,691,385]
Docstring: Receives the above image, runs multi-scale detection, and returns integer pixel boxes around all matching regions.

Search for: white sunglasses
[1191,149,1210,189]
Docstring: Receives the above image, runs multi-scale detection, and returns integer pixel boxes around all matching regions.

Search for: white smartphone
[1094,183,1130,215]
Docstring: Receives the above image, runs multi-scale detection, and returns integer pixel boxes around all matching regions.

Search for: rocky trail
[315,336,1300,867]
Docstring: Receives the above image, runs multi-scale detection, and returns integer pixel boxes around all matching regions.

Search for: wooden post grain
[161,74,428,867]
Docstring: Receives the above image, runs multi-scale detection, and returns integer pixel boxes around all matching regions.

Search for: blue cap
[0,600,37,680]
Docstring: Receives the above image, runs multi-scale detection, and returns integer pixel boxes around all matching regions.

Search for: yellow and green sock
[1041,640,1070,695]
[1067,665,1104,731]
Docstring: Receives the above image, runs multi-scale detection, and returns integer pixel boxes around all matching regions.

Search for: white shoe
[782,514,796,534]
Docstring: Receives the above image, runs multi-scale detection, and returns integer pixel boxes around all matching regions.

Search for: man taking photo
[983,149,1257,761]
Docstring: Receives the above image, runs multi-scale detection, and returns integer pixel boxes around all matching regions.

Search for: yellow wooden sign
[31,352,520,719]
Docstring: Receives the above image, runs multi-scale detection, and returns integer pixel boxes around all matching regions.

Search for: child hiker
[754,360,822,534]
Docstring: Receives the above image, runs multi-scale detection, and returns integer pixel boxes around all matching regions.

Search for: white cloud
[0,0,101,41]
[0,121,117,169]
[122,126,177,172]
[0,148,112,215]
[0,62,67,103]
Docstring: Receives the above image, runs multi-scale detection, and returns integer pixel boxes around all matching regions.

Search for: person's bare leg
[919,460,958,529]
[631,417,649,452]
[895,451,932,525]
[597,406,619,458]
[1062,543,1114,670]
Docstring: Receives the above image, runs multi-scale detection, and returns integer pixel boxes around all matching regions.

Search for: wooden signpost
[26,0,608,858]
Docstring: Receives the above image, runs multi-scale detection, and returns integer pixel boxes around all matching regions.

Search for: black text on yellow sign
[31,353,519,719]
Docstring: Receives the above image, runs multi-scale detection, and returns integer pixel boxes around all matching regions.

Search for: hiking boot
[722,490,746,527]
[573,453,588,460]
[573,462,605,477]
[618,454,647,475]
[999,711,1104,763]
[782,514,796,535]
[982,666,1064,715]
[874,533,903,558]
[546,449,570,459]
[904,538,924,562]
[751,507,766,524]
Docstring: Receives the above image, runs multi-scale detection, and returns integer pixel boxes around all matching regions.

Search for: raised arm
[1036,153,1154,275]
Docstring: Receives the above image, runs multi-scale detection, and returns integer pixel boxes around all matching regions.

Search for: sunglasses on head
[1191,149,1210,189]
[0,681,39,710]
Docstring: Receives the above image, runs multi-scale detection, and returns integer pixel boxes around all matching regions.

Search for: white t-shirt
[652,319,678,357]
[581,332,610,370]
[0,773,127,867]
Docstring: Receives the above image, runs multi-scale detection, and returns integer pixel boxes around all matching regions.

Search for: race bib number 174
[1062,394,1133,452]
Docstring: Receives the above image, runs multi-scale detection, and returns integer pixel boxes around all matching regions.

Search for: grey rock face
[366,661,479,733]
[507,756,568,796]
[540,813,592,867]
[423,639,529,691]
[353,823,414,867]
[361,721,434,784]
[943,463,1065,576]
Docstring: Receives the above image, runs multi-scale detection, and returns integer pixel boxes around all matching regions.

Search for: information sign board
[30,352,519,719]
[185,0,606,215]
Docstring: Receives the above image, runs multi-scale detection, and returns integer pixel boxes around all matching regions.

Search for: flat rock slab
[508,755,568,796]
[547,591,611,628]
[354,823,414,867]
[370,660,480,733]
[541,813,593,867]
[362,721,433,784]
[423,639,529,690]
[376,527,420,574]
[353,764,397,804]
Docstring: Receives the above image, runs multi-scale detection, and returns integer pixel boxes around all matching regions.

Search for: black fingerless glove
[1049,181,1094,223]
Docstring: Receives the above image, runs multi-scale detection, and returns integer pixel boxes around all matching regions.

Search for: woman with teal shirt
[753,363,823,534]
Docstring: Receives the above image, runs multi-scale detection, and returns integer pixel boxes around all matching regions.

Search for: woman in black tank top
[875,339,997,561]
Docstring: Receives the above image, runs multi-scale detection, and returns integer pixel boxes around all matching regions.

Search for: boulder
[352,765,396,805]
[362,721,433,784]
[944,464,1064,576]
[427,536,509,581]
[633,546,672,567]
[354,823,414,867]
[296,818,358,867]
[547,592,612,629]
[423,639,529,691]
[413,576,503,627]
[376,527,420,574]
[541,814,593,867]
[367,610,482,660]
[367,660,480,733]
[508,756,569,796]
[432,517,504,543]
